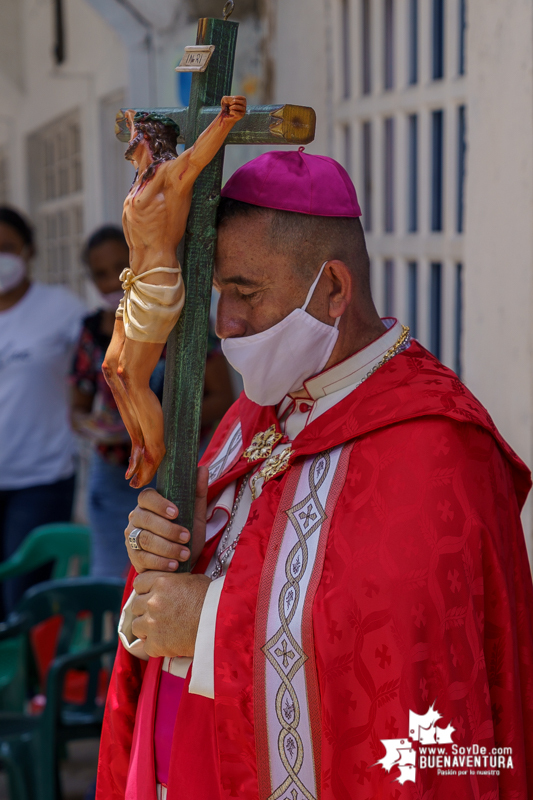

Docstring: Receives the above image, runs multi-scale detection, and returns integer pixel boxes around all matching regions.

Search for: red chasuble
[97,342,533,800]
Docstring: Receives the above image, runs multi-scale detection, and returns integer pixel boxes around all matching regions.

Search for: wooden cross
[115,13,316,571]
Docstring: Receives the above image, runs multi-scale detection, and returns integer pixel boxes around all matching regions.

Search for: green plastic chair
[0,577,124,800]
[0,524,91,712]
[0,524,91,583]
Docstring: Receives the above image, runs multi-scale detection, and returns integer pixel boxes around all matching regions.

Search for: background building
[1,0,532,555]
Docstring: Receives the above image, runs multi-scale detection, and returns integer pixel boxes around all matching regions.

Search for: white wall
[463,0,533,549]
[268,0,330,156]
[0,0,128,229]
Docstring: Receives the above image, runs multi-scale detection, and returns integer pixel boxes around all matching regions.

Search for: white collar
[292,317,402,401]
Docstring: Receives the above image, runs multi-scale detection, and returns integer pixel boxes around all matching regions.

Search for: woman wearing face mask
[71,226,235,579]
[0,206,86,616]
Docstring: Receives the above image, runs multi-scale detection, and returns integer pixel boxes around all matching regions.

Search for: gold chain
[361,325,411,384]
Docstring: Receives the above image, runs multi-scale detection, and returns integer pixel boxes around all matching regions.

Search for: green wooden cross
[115,14,316,571]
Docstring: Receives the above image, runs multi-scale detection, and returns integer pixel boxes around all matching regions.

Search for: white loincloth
[116,266,185,344]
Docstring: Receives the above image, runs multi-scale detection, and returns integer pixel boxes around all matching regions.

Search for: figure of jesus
[102,96,247,488]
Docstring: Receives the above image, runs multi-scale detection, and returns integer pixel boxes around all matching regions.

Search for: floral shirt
[71,311,165,466]
[71,311,221,465]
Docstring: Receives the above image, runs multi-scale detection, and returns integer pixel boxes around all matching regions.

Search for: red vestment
[97,343,533,799]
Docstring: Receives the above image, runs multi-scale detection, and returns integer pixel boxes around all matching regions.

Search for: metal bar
[54,0,65,64]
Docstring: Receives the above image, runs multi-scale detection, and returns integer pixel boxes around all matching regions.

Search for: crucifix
[113,4,316,571]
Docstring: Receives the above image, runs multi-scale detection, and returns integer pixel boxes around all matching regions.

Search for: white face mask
[0,253,26,295]
[221,261,340,406]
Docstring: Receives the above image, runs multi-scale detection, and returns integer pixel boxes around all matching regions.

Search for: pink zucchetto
[221,148,362,218]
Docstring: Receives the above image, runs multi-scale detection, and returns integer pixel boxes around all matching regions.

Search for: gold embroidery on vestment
[251,446,292,500]
[261,452,331,800]
[243,424,283,462]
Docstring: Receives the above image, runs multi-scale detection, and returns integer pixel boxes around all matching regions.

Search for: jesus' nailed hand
[102,95,247,489]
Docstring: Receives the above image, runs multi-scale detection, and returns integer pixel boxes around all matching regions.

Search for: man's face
[214,214,329,339]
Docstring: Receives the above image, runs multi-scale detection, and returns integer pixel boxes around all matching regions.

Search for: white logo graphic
[376,703,455,784]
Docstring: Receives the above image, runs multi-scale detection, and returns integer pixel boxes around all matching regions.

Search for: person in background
[0,206,86,616]
[72,225,234,579]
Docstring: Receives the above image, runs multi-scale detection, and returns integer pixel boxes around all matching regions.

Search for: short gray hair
[216,198,370,284]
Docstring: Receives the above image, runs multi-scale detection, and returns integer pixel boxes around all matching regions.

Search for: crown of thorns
[133,112,180,136]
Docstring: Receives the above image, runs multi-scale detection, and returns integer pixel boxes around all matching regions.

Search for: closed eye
[238,289,261,300]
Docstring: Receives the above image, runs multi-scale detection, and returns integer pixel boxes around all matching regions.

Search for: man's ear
[325,260,353,321]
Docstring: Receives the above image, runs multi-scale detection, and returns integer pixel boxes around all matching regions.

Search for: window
[28,111,84,293]
[343,124,353,175]
[407,261,418,337]
[40,207,84,288]
[458,0,466,76]
[408,114,418,232]
[429,262,442,358]
[341,0,351,98]
[408,0,418,84]
[432,0,445,80]
[362,121,373,231]
[431,110,444,232]
[384,259,395,315]
[40,121,82,201]
[384,0,394,90]
[384,117,395,233]
[454,262,463,376]
[362,0,372,94]
[457,105,466,233]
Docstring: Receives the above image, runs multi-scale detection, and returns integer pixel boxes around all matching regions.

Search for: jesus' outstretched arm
[168,96,247,186]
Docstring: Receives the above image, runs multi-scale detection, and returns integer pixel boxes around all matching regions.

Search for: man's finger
[191,466,209,564]
[130,591,148,617]
[124,541,190,574]
[131,614,147,641]
[196,465,209,505]
[193,465,209,533]
[137,487,179,520]
[127,507,189,544]
[125,524,190,558]
[133,570,168,595]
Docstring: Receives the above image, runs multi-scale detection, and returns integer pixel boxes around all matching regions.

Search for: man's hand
[221,95,247,122]
[124,466,209,572]
[131,571,211,658]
